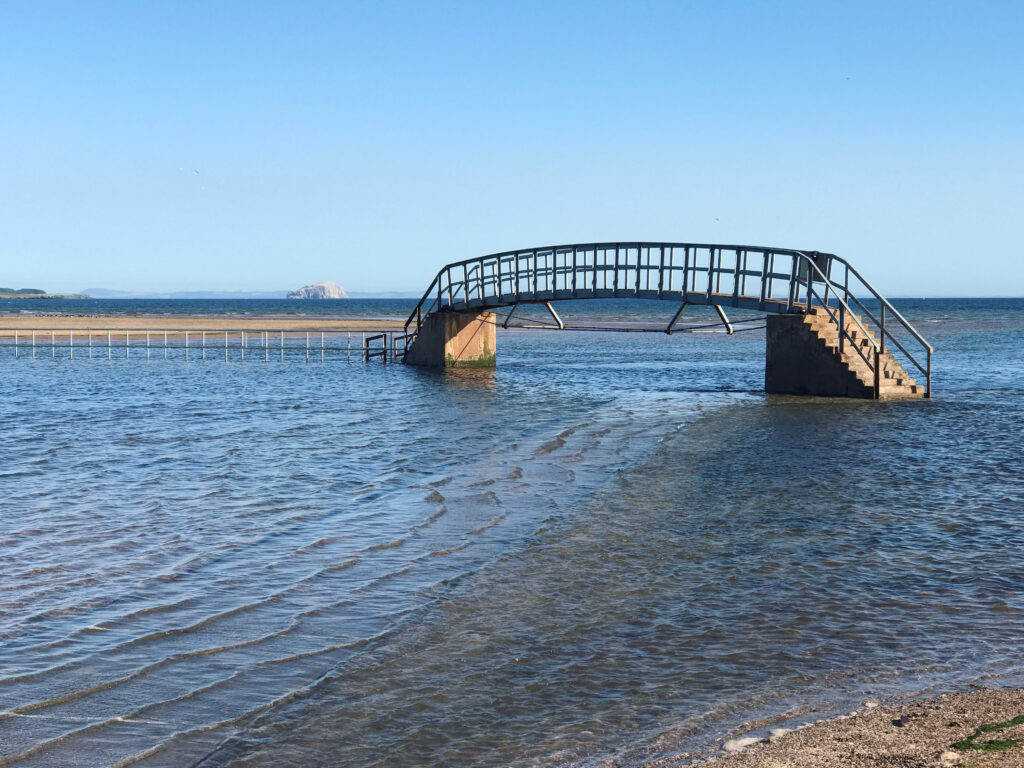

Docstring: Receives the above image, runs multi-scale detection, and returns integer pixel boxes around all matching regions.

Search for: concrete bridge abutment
[404,311,496,368]
[764,313,873,398]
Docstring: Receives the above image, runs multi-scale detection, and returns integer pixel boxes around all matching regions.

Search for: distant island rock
[287,281,348,300]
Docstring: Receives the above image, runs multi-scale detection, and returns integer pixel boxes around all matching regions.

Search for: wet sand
[650,688,1024,768]
[0,314,405,338]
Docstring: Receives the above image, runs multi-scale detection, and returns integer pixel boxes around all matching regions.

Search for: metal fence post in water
[306,331,309,363]
[32,330,36,360]
[321,331,324,362]
[146,331,150,361]
[280,330,284,362]
[264,331,268,362]
[224,331,228,362]
[107,330,110,361]
[126,330,129,359]
[241,330,245,361]
[89,330,92,359]
[14,329,17,359]
[52,330,55,358]
[164,330,168,360]
[347,332,351,360]
[185,330,190,361]
[70,330,73,360]
[202,331,206,361]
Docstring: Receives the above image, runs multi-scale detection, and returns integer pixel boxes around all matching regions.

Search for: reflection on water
[0,299,1022,767]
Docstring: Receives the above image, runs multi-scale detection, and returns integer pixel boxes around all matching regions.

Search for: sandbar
[0,314,405,338]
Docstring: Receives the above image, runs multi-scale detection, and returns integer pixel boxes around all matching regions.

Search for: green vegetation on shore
[952,714,1024,753]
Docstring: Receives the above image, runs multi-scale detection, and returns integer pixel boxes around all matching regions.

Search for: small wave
[467,515,506,535]
[535,437,565,455]
[361,538,405,553]
[414,505,449,528]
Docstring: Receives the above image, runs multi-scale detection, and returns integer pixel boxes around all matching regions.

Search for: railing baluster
[635,245,642,294]
[658,246,665,296]
[613,244,619,293]
[759,251,769,308]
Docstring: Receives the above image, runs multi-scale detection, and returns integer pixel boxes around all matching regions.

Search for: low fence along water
[0,329,415,362]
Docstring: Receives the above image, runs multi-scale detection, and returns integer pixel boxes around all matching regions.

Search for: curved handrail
[829,254,934,353]
[404,241,816,332]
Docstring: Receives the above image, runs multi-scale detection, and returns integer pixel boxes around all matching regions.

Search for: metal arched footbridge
[402,242,933,398]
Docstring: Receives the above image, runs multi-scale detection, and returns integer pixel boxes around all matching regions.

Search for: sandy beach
[647,688,1024,768]
[0,314,405,338]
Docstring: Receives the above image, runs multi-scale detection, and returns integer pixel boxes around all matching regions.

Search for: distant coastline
[75,288,422,299]
[0,291,90,299]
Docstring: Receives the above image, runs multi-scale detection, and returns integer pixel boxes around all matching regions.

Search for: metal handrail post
[874,348,881,399]
[838,304,845,354]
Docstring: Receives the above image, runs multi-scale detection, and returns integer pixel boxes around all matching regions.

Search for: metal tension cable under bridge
[401,241,934,399]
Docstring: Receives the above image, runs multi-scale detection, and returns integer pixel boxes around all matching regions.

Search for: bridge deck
[450,290,799,315]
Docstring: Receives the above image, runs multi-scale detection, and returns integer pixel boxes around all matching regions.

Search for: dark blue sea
[1,298,1022,767]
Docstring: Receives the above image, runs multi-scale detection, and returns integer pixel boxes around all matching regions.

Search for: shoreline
[643,687,1024,767]
[0,314,405,336]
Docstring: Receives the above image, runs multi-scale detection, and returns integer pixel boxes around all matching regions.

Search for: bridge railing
[797,255,933,396]
[404,242,932,396]
[406,243,807,327]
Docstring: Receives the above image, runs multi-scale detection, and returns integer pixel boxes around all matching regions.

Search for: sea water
[0,299,1022,767]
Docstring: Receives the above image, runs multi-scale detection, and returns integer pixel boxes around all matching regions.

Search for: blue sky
[1,1,1021,295]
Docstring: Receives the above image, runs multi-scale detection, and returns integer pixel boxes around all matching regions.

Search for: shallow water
[0,299,1022,767]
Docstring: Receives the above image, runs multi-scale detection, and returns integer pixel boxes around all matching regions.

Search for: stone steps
[802,308,924,400]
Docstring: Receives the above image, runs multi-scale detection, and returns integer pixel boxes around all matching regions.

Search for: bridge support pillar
[404,311,496,368]
[765,314,872,398]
